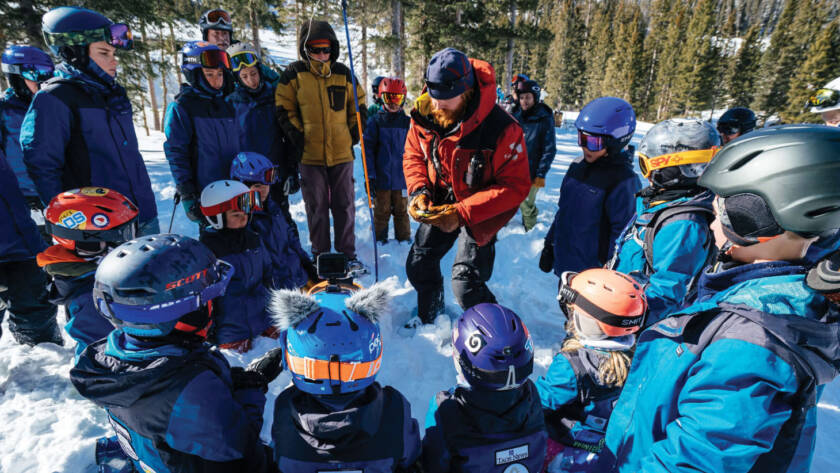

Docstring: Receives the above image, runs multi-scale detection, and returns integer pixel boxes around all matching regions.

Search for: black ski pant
[0,258,60,345]
[406,223,497,323]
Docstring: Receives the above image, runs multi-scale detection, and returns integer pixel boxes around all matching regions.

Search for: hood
[70,330,199,408]
[298,19,339,63]
[452,380,543,434]
[411,57,499,138]
[287,383,384,453]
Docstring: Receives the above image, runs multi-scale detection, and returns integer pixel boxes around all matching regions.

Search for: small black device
[464,152,486,189]
[316,253,351,281]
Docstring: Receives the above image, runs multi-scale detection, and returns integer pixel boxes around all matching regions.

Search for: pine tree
[673,0,719,115]
[600,1,646,104]
[637,0,673,120]
[652,0,689,120]
[544,0,587,109]
[781,20,840,123]
[583,0,617,102]
[725,23,762,107]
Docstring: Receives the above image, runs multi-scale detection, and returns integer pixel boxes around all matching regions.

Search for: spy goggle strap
[557,285,645,329]
[638,147,719,178]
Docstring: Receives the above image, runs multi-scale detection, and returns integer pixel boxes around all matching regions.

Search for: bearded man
[402,48,531,327]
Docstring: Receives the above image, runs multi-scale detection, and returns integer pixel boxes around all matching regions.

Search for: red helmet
[558,268,647,338]
[378,77,407,106]
[45,187,139,254]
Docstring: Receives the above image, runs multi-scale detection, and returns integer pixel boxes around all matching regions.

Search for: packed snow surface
[2,122,839,473]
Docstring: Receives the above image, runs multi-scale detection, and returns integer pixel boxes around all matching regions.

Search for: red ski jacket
[403,58,530,246]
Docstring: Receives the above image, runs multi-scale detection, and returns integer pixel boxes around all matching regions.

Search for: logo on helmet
[80,187,109,196]
[59,209,86,229]
[165,268,209,291]
[91,213,110,228]
[467,332,485,354]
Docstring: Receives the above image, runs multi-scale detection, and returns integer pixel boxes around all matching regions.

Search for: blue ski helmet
[180,41,230,87]
[93,234,233,339]
[453,303,533,391]
[716,107,757,137]
[277,286,386,396]
[42,7,133,65]
[575,97,636,154]
[372,75,384,98]
[230,152,279,185]
[1,45,54,100]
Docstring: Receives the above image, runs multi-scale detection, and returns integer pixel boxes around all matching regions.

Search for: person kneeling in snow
[70,234,281,472]
[423,303,546,473]
[199,180,276,352]
[600,126,840,473]
[536,269,646,472]
[270,284,422,472]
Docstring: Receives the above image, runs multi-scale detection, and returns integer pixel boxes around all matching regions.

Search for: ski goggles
[203,9,232,27]
[286,350,382,384]
[46,217,138,244]
[807,88,840,109]
[95,260,233,324]
[381,92,405,106]
[230,51,260,72]
[716,122,742,136]
[577,131,607,152]
[637,148,718,178]
[242,166,280,186]
[0,63,54,82]
[44,23,134,51]
[184,49,231,69]
[200,190,261,217]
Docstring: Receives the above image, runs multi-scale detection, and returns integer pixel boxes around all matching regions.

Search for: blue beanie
[425,48,475,100]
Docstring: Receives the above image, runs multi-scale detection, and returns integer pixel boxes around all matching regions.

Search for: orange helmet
[558,268,647,339]
[378,77,407,106]
[44,187,139,254]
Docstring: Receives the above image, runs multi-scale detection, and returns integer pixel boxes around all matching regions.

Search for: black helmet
[515,80,541,101]
[699,125,840,235]
[717,107,757,136]
[93,234,233,340]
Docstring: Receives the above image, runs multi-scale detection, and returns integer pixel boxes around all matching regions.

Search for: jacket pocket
[327,85,346,112]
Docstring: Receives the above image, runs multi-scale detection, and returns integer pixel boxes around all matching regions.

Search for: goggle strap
[557,285,644,329]
[455,349,533,388]
[638,148,718,178]
[286,350,382,383]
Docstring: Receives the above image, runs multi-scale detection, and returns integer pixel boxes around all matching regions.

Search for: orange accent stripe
[286,350,382,383]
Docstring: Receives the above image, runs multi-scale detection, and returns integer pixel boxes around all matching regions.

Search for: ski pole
[341,0,379,282]
[167,192,181,233]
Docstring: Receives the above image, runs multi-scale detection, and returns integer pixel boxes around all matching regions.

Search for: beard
[431,90,472,129]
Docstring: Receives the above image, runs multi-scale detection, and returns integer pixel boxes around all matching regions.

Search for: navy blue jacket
[70,330,271,472]
[0,147,45,262]
[602,262,840,473]
[164,81,239,197]
[272,383,421,473]
[363,109,410,190]
[20,63,158,223]
[47,267,111,358]
[1,88,37,198]
[546,148,640,275]
[513,102,556,180]
[251,200,309,289]
[200,227,272,343]
[423,381,547,473]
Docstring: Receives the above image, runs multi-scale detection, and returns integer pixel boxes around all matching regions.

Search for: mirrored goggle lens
[717,123,740,136]
[382,92,405,105]
[230,52,259,72]
[264,167,280,185]
[109,23,134,50]
[199,50,231,69]
[4,63,54,82]
[206,9,232,25]
[808,88,840,108]
[577,131,606,152]
[201,190,261,216]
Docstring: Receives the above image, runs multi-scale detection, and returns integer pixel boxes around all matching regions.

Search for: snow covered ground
[1,123,839,472]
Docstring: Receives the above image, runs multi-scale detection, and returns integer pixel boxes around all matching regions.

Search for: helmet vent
[140,244,154,252]
[727,150,762,172]
[342,311,359,331]
[95,205,113,212]
[115,288,154,298]
[510,319,517,331]
[307,311,324,333]
[805,206,840,219]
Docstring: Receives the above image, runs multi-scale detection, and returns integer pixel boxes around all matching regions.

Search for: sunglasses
[185,49,231,69]
[577,131,607,152]
[200,190,261,217]
[807,88,840,109]
[1,63,54,82]
[637,148,718,178]
[307,46,331,55]
[230,51,259,72]
[382,92,405,106]
[44,23,134,51]
[204,9,232,27]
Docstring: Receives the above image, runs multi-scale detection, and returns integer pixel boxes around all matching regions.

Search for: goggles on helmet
[44,23,134,51]
[203,9,232,27]
[184,49,231,69]
[557,279,646,331]
[286,349,383,386]
[230,51,260,72]
[382,92,405,106]
[577,130,607,152]
[637,147,718,179]
[201,189,260,217]
[1,63,54,82]
[241,166,280,186]
[95,259,233,324]
[46,218,137,245]
[807,88,840,109]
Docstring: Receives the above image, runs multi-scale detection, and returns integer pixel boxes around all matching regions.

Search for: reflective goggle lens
[3,63,54,82]
[201,190,261,217]
[109,23,134,50]
[230,52,259,72]
[382,92,405,105]
[577,131,606,152]
[205,9,232,25]
[808,88,840,108]
[44,23,133,51]
[264,167,279,185]
[198,50,231,69]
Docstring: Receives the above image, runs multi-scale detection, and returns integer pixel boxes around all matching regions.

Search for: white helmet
[810,76,840,113]
[200,180,255,230]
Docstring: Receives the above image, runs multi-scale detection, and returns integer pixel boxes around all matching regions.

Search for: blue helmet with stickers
[272,284,389,395]
[93,234,233,340]
[230,152,279,185]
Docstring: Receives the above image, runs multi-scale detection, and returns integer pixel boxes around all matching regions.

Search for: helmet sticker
[80,187,108,196]
[59,209,86,229]
[91,213,110,228]
[467,332,485,354]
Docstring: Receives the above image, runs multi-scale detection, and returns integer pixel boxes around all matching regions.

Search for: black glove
[230,367,269,393]
[247,347,285,384]
[539,240,554,273]
[181,194,203,223]
[24,196,45,212]
[283,174,300,195]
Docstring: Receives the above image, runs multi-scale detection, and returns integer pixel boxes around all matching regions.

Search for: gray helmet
[698,125,840,234]
[639,118,721,188]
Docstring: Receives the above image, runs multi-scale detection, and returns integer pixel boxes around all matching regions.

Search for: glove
[230,367,269,393]
[367,181,377,200]
[533,177,546,188]
[424,204,462,233]
[539,240,554,273]
[24,196,45,212]
[181,197,202,223]
[247,347,285,384]
[283,174,300,195]
[408,192,432,221]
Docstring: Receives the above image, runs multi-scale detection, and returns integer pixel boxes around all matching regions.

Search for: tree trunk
[139,90,150,136]
[139,20,160,131]
[505,0,517,94]
[169,22,182,85]
[391,0,403,77]
[161,62,169,116]
[250,0,262,51]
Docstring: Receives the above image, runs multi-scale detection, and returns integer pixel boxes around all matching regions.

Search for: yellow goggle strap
[638,147,719,178]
